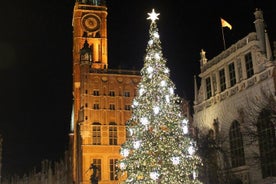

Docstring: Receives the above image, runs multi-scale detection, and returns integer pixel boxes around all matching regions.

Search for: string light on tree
[118,9,202,184]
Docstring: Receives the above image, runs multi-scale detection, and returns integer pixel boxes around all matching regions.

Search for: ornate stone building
[70,1,140,184]
[193,9,276,184]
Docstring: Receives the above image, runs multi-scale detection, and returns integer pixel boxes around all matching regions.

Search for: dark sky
[0,0,275,176]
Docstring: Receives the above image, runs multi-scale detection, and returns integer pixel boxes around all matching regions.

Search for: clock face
[82,14,100,32]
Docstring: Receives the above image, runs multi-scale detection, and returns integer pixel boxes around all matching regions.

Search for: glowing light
[150,171,159,180]
[183,124,188,134]
[133,141,141,149]
[121,148,130,157]
[147,9,160,22]
[140,117,149,125]
[139,88,145,96]
[133,100,139,107]
[160,80,166,87]
[164,68,169,74]
[147,66,154,73]
[188,145,195,155]
[128,128,134,136]
[182,119,188,124]
[169,87,174,94]
[171,157,180,165]
[165,95,170,103]
[193,171,197,179]
[153,32,159,38]
[120,162,126,170]
[148,40,153,45]
[155,53,160,60]
[153,106,160,114]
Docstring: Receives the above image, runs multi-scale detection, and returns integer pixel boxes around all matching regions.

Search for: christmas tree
[118,9,202,184]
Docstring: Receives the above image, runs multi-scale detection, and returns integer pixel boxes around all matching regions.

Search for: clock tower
[70,1,140,184]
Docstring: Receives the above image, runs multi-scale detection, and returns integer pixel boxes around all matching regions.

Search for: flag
[220,18,232,30]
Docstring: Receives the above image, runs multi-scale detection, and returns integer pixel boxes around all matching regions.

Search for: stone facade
[193,9,276,184]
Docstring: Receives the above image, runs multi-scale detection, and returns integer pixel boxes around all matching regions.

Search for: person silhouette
[89,163,99,184]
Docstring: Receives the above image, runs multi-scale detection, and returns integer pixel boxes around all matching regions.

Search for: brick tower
[70,1,140,184]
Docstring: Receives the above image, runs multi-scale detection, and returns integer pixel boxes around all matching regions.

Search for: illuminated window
[92,122,101,145]
[228,63,236,87]
[205,77,212,99]
[110,159,118,180]
[229,120,245,168]
[257,109,276,178]
[245,53,254,78]
[219,69,226,92]
[92,159,101,181]
[109,122,117,145]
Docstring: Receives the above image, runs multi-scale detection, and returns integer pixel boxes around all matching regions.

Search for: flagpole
[221,26,226,50]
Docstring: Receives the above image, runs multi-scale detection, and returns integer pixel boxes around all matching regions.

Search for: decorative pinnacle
[147,9,160,22]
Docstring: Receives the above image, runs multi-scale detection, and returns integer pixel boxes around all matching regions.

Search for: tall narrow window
[109,91,115,96]
[124,91,130,97]
[94,104,100,109]
[110,104,115,110]
[206,77,212,99]
[219,69,226,92]
[93,90,100,96]
[245,52,254,78]
[110,159,118,180]
[92,122,101,145]
[229,120,245,168]
[109,122,117,145]
[228,63,236,87]
[92,159,101,181]
[125,105,131,110]
[257,109,276,178]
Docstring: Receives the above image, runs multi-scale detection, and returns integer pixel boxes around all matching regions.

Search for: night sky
[0,0,275,176]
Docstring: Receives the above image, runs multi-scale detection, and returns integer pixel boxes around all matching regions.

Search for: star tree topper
[147,9,160,22]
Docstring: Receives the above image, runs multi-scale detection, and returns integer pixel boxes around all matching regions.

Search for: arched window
[257,109,276,178]
[109,122,117,145]
[229,120,245,168]
[92,122,101,145]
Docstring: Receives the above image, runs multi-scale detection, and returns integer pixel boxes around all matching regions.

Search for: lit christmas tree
[118,9,202,184]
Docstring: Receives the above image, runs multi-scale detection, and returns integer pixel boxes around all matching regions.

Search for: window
[92,122,101,145]
[110,104,115,110]
[109,122,117,145]
[92,159,101,181]
[85,90,88,94]
[229,120,245,168]
[206,77,212,99]
[219,69,226,92]
[245,53,254,78]
[94,104,100,109]
[124,91,130,97]
[125,105,131,111]
[257,109,276,178]
[228,63,236,87]
[93,90,99,96]
[110,159,118,180]
[109,91,115,96]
